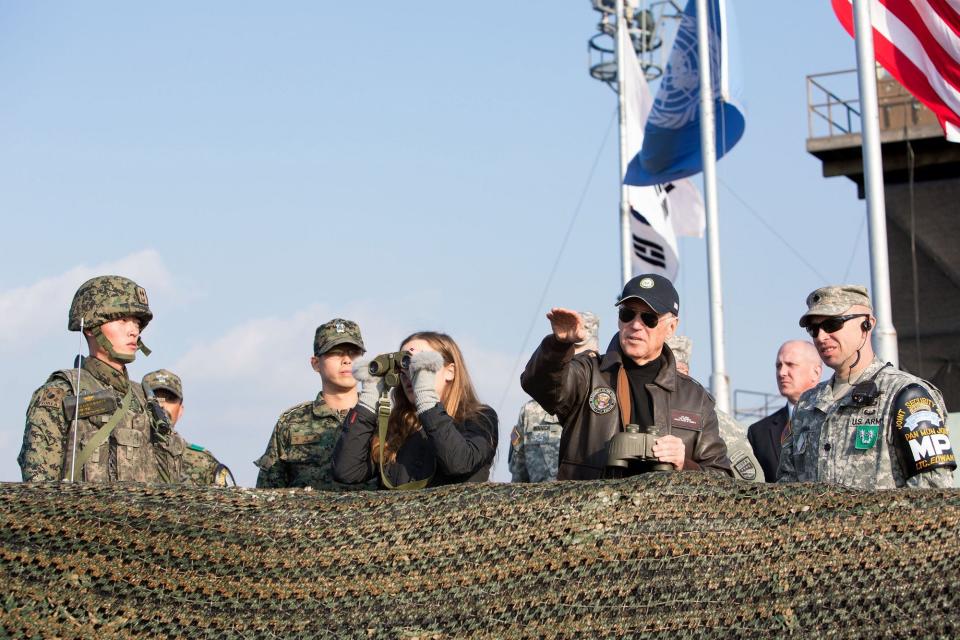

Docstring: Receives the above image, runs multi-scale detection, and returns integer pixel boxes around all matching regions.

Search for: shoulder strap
[376,394,433,491]
[71,388,133,481]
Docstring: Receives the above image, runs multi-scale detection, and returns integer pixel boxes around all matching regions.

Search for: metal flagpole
[851,0,899,367]
[615,0,632,288]
[695,0,730,413]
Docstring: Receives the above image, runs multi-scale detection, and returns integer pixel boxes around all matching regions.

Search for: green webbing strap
[376,393,433,491]
[71,388,133,482]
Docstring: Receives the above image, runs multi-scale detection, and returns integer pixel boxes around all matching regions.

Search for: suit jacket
[747,405,789,483]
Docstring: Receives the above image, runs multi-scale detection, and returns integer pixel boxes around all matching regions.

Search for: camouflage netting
[1,473,958,639]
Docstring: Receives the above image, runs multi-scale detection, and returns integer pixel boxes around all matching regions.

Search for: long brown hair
[370,331,483,464]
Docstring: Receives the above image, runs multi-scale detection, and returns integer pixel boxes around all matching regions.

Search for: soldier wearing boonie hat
[510,312,599,483]
[18,275,185,484]
[255,318,374,490]
[142,369,235,487]
[520,274,732,480]
[779,285,956,488]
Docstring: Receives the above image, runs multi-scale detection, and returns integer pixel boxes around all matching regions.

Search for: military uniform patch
[733,456,758,481]
[335,322,345,333]
[854,424,879,450]
[588,387,616,415]
[639,277,655,289]
[136,286,149,305]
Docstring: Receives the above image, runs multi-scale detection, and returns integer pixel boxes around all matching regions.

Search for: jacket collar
[83,356,129,394]
[599,334,677,392]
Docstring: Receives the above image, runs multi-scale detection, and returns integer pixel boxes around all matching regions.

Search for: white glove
[353,358,388,413]
[407,351,445,415]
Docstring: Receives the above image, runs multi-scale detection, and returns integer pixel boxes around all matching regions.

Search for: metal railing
[732,389,783,424]
[807,69,861,139]
[807,68,939,140]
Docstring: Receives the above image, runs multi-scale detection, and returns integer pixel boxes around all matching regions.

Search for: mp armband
[893,384,956,477]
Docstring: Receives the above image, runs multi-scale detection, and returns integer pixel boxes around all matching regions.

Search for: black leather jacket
[521,335,733,480]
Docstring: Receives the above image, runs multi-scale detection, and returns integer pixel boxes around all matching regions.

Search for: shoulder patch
[37,386,67,409]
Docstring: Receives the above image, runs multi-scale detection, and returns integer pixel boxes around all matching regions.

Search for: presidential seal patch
[639,277,655,289]
[588,387,616,415]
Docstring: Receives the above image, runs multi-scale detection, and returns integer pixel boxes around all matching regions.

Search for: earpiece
[861,319,872,332]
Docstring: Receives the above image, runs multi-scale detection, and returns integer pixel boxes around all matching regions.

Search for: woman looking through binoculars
[332,331,498,488]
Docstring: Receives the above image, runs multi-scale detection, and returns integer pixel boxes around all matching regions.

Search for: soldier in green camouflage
[667,336,763,482]
[779,285,956,488]
[255,318,371,490]
[18,275,186,483]
[142,369,235,487]
[510,312,599,483]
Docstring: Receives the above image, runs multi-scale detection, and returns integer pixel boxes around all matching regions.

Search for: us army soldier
[779,285,956,488]
[510,312,599,482]
[255,318,370,489]
[143,369,235,487]
[667,336,763,482]
[18,275,185,483]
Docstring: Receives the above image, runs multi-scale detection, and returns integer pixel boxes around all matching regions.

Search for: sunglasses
[804,313,869,338]
[618,307,660,328]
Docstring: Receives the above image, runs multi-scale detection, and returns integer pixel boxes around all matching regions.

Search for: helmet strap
[91,325,137,364]
[138,337,152,357]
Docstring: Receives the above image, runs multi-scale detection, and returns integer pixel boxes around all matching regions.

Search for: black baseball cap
[614,274,680,315]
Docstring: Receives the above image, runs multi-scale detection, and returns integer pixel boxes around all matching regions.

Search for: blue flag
[624,0,745,187]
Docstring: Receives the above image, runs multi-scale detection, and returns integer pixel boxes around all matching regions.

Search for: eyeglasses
[804,313,869,338]
[618,307,660,328]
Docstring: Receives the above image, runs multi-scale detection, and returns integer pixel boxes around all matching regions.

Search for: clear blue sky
[0,2,871,485]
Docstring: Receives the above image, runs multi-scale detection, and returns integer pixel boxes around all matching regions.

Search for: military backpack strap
[376,393,433,491]
[71,388,133,482]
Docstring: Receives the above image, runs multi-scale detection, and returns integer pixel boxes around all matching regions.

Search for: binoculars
[368,352,411,389]
[606,424,674,474]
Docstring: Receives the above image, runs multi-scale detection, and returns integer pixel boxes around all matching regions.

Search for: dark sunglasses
[618,307,660,328]
[804,313,869,338]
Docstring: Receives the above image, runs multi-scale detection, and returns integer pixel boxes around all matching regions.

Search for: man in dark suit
[747,340,821,482]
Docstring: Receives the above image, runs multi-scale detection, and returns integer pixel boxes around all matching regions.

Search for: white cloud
[0,249,175,353]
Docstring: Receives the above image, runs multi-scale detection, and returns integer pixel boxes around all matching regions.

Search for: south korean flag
[619,15,703,283]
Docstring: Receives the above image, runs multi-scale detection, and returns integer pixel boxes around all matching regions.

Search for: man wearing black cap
[521,274,732,480]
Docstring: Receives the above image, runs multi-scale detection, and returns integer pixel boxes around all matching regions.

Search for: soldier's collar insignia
[588,387,616,415]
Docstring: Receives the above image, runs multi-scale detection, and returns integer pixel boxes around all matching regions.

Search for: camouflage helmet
[68,276,153,332]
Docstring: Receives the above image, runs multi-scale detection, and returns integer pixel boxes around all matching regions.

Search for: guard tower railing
[806,68,938,140]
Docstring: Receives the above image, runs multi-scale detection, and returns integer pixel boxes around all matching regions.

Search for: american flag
[832,0,960,142]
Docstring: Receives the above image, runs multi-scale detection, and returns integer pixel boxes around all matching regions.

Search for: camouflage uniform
[510,312,599,483]
[509,401,563,483]
[716,410,762,482]
[779,284,956,489]
[18,276,184,483]
[778,357,955,488]
[255,318,372,490]
[666,335,762,483]
[184,445,235,487]
[143,368,233,487]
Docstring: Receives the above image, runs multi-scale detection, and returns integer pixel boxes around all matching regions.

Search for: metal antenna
[67,317,84,482]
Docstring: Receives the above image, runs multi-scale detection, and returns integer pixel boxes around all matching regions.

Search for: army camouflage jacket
[18,357,185,484]
[183,444,234,487]
[255,393,372,490]
[716,410,762,483]
[778,357,956,489]
[509,400,562,483]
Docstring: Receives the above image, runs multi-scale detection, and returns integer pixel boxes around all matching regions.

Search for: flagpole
[615,0,632,288]
[851,0,898,367]
[695,0,731,413]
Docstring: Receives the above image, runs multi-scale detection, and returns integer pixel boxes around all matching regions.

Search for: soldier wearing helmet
[17,275,186,483]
